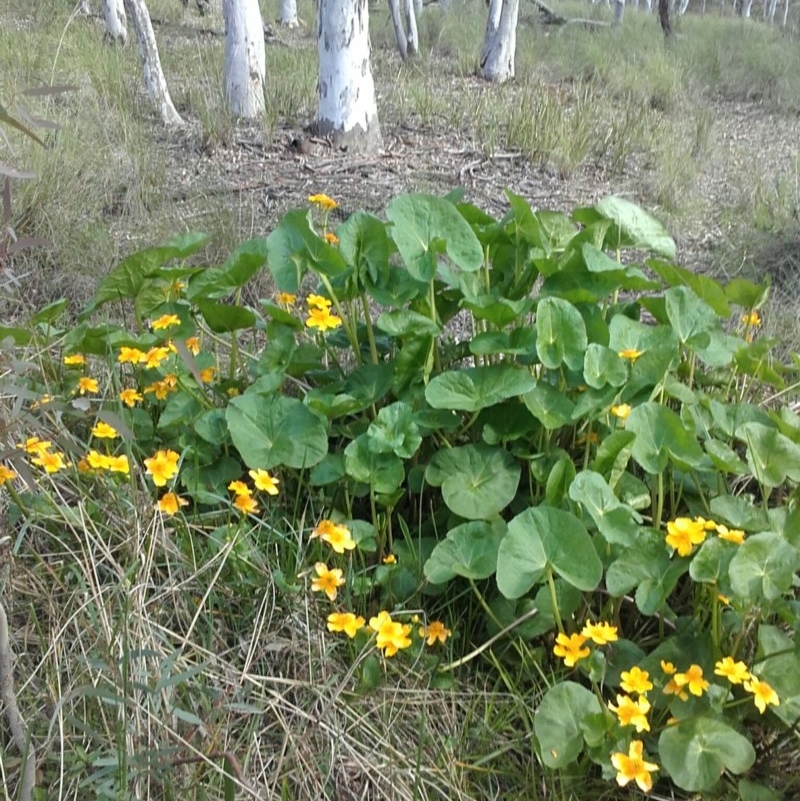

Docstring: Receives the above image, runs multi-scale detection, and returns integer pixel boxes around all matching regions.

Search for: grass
[1,2,800,799]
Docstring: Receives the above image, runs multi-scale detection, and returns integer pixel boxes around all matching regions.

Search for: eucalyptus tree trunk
[279,0,299,27]
[79,0,92,14]
[222,0,266,118]
[315,0,382,153]
[781,0,789,24]
[740,0,753,16]
[768,0,779,21]
[103,0,127,44]
[678,0,690,14]
[478,0,519,83]
[404,0,419,57]
[658,0,672,36]
[388,0,408,59]
[613,0,625,24]
[123,0,183,125]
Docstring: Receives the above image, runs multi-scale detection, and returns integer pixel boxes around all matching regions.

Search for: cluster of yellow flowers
[553,620,619,667]
[665,515,745,557]
[305,294,342,332]
[226,470,281,515]
[308,520,451,657]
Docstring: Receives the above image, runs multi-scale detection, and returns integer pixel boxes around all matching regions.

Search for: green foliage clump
[2,190,799,799]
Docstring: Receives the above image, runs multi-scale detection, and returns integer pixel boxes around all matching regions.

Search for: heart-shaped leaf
[423,519,506,583]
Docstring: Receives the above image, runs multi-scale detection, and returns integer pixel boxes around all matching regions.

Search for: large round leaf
[728,531,800,602]
[534,682,603,768]
[226,394,328,470]
[496,506,602,598]
[659,717,755,792]
[626,402,705,474]
[425,365,536,412]
[737,421,800,488]
[386,193,483,282]
[423,519,506,584]
[535,296,587,371]
[425,444,520,520]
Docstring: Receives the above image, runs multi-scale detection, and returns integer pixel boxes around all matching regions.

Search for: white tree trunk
[781,0,789,24]
[103,0,127,43]
[678,0,690,14]
[403,0,419,56]
[413,0,423,15]
[316,0,382,153]
[767,0,778,21]
[388,0,408,59]
[613,0,625,24]
[478,0,519,84]
[123,0,183,125]
[741,0,753,15]
[79,0,92,14]
[222,0,266,118]
[279,0,299,27]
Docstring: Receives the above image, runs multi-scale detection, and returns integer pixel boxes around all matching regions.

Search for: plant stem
[546,566,564,635]
[359,292,379,365]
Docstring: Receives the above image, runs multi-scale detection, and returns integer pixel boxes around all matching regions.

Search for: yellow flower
[0,465,17,484]
[307,293,332,310]
[308,193,338,211]
[199,367,216,383]
[248,469,280,495]
[611,403,631,421]
[618,348,644,362]
[323,231,339,245]
[306,307,342,332]
[419,620,451,646]
[674,664,709,697]
[143,378,177,401]
[31,450,69,473]
[620,666,654,696]
[184,336,201,355]
[158,492,188,516]
[553,632,591,667]
[234,493,260,515]
[382,554,397,565]
[144,346,171,369]
[581,621,618,645]
[29,394,53,409]
[327,612,365,638]
[695,516,718,531]
[20,436,52,455]
[274,292,296,307]
[742,311,761,326]
[611,740,659,793]
[714,657,750,685]
[660,660,676,675]
[311,562,346,602]
[743,676,779,714]
[144,449,180,487]
[227,480,251,496]
[119,388,144,408]
[118,346,147,364]
[151,313,181,331]
[369,611,412,657]
[86,449,111,470]
[91,421,118,439]
[665,517,707,556]
[716,524,745,544]
[77,376,99,395]
[63,353,87,366]
[311,520,357,554]
[608,694,651,732]
[106,455,130,475]
[663,677,689,702]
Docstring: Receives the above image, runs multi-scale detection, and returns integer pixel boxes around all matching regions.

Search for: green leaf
[704,438,748,475]
[157,392,203,429]
[648,258,731,316]
[689,537,736,588]
[709,495,771,532]
[195,299,257,333]
[724,277,768,310]
[469,326,537,357]
[386,193,483,281]
[737,421,800,488]
[522,383,575,429]
[728,531,800,602]
[425,444,520,520]
[658,717,755,792]
[535,297,587,371]
[423,519,506,583]
[194,409,229,445]
[738,779,782,801]
[568,470,642,546]
[752,626,800,728]
[226,394,327,470]
[496,506,602,598]
[376,310,442,337]
[583,344,627,389]
[425,365,536,412]
[594,196,675,259]
[626,402,705,473]
[337,211,389,287]
[186,238,267,300]
[366,402,422,459]
[534,682,603,768]
[344,436,404,494]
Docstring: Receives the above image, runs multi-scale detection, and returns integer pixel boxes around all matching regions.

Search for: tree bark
[478,0,519,83]
[222,0,266,118]
[123,0,183,125]
[781,0,789,24]
[403,0,419,56]
[388,0,408,59]
[315,0,382,153]
[613,0,625,24]
[103,0,127,44]
[279,0,299,27]
[678,0,690,14]
[658,0,672,36]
